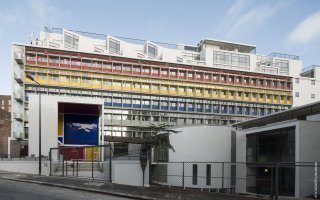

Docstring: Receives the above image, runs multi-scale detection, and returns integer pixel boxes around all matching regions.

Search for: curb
[0,177,157,200]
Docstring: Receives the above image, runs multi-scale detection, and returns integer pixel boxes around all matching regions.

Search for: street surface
[0,179,130,200]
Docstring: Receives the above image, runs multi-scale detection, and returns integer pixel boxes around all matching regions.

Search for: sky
[1,0,320,95]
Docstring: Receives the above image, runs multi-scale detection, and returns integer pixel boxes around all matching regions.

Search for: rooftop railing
[301,65,320,73]
[44,27,177,49]
[268,52,299,60]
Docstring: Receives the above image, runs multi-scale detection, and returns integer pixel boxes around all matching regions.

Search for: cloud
[215,0,289,40]
[68,123,98,133]
[287,10,320,46]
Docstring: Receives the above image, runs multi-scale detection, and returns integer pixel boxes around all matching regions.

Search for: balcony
[13,112,23,121]
[14,90,23,102]
[14,52,24,64]
[14,71,23,83]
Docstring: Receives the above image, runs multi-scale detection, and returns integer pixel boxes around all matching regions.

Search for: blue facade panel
[64,114,99,145]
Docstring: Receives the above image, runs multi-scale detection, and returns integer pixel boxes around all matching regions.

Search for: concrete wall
[235,131,247,193]
[28,95,104,157]
[159,125,234,189]
[292,76,320,106]
[0,161,50,175]
[112,160,149,187]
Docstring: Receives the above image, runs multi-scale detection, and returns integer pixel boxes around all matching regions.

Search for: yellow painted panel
[58,114,63,136]
[244,97,249,101]
[37,79,48,84]
[204,94,211,98]
[70,82,80,87]
[92,84,101,89]
[142,89,151,93]
[169,91,177,95]
[187,92,194,96]
[179,92,186,96]
[266,99,271,103]
[123,87,131,91]
[196,93,203,97]
[252,97,257,101]
[49,80,60,85]
[280,100,285,104]
[59,81,69,86]
[132,88,141,92]
[85,147,99,161]
[213,94,219,98]
[151,89,160,94]
[112,86,122,90]
[81,83,91,88]
[102,85,112,90]
[160,90,168,94]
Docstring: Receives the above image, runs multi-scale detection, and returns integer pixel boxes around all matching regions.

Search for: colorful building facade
[12,27,308,147]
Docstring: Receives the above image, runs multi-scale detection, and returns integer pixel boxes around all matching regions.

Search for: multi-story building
[0,95,11,112]
[11,27,318,152]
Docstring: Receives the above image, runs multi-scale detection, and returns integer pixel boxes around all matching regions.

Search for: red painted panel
[60,64,70,68]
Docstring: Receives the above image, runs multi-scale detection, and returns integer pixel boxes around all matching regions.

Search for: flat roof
[232,101,320,130]
[199,38,256,53]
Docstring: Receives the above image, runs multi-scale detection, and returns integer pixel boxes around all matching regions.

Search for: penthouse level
[19,27,302,77]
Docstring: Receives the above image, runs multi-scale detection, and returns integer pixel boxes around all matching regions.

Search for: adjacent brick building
[0,95,11,112]
[0,109,11,157]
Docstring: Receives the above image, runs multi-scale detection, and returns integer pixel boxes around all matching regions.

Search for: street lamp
[26,74,42,175]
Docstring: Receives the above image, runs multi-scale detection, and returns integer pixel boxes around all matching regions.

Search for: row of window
[295,92,316,99]
[26,72,292,104]
[295,78,316,85]
[24,86,289,110]
[25,52,291,90]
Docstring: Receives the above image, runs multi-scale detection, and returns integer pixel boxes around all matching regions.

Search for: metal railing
[44,27,177,49]
[150,161,319,199]
[268,52,299,60]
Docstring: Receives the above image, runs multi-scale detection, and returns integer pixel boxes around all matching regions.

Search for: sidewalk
[0,171,270,200]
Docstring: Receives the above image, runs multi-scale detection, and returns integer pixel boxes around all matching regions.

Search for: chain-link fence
[150,162,320,199]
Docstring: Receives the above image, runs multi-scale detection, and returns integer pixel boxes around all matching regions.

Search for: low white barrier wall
[112,160,149,187]
[0,161,50,176]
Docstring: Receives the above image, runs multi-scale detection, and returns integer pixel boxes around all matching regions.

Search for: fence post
[182,162,185,189]
[270,166,274,200]
[62,149,64,176]
[72,159,75,176]
[275,165,279,200]
[109,141,112,182]
[315,162,318,199]
[76,148,79,177]
[66,150,68,176]
[49,149,52,176]
[221,162,225,191]
[91,146,94,179]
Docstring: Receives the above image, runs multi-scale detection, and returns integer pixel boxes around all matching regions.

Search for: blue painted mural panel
[64,114,99,145]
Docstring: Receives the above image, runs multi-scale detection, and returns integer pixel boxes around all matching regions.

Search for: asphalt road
[0,179,130,200]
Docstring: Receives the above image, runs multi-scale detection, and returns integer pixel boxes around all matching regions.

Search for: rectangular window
[206,164,211,185]
[64,32,79,49]
[311,94,315,99]
[311,80,315,85]
[109,38,120,54]
[295,78,299,83]
[147,43,158,58]
[192,164,198,185]
[295,92,299,97]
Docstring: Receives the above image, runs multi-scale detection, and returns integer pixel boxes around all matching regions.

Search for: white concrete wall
[0,161,50,176]
[235,131,247,193]
[28,95,104,157]
[112,160,149,187]
[292,76,320,106]
[160,125,234,189]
